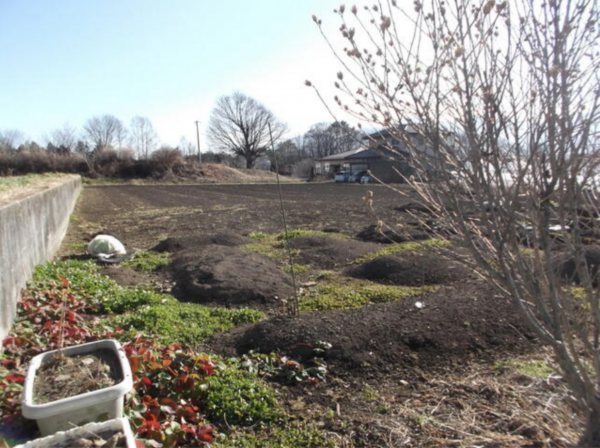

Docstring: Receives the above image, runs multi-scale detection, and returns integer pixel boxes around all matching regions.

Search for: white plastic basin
[22,339,133,436]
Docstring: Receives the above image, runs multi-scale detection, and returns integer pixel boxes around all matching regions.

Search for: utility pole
[195,120,202,163]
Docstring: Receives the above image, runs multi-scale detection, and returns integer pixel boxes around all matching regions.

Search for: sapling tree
[309,0,600,444]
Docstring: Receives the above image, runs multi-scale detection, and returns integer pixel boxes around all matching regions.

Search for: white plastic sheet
[87,234,127,258]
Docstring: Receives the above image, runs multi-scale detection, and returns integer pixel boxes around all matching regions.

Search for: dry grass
[0,174,74,206]
[325,348,582,447]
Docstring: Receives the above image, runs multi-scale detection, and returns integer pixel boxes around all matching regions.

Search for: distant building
[314,125,432,182]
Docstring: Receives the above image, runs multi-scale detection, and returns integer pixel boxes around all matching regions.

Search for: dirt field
[62,182,583,447]
[66,183,404,250]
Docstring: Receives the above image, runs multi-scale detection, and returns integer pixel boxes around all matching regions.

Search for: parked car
[334,171,352,182]
[348,171,368,183]
[360,174,373,184]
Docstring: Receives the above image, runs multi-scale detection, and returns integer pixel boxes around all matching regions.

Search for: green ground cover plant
[495,360,555,378]
[108,302,264,345]
[0,258,330,447]
[354,239,452,264]
[211,424,335,448]
[122,250,170,273]
[301,276,435,311]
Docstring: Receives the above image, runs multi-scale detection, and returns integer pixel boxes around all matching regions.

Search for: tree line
[0,93,363,177]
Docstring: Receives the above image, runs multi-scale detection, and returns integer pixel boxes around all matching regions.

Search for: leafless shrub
[313,0,600,443]
[151,147,183,175]
[292,158,315,178]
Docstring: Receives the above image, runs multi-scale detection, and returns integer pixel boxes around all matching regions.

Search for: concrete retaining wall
[0,176,82,344]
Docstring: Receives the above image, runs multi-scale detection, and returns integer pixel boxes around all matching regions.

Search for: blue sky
[0,0,359,148]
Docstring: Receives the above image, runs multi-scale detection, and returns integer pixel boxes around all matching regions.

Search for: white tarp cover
[88,235,127,258]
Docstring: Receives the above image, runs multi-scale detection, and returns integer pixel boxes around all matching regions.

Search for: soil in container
[33,349,122,404]
[41,428,127,448]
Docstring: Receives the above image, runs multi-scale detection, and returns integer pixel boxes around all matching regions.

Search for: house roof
[317,147,381,162]
[365,125,420,140]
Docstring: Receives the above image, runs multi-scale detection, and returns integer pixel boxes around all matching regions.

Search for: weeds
[495,360,555,378]
[0,173,66,194]
[107,302,264,345]
[0,258,328,447]
[122,251,170,273]
[301,277,435,311]
[211,424,335,447]
[282,264,311,274]
[354,239,452,264]
[276,229,348,240]
[201,368,280,426]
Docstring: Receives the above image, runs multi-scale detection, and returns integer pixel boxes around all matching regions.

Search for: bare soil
[33,349,121,404]
[288,235,381,269]
[348,253,470,286]
[210,280,533,374]
[171,245,294,308]
[152,232,250,253]
[99,266,154,288]
[61,183,583,446]
[356,224,430,244]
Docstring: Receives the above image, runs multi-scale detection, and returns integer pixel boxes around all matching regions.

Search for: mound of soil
[553,246,600,284]
[356,224,429,244]
[153,232,251,253]
[395,202,433,214]
[99,266,151,287]
[348,253,469,286]
[210,281,534,373]
[171,245,294,307]
[287,235,380,269]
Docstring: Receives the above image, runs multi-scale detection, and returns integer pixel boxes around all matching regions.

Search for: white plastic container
[22,339,133,436]
[14,417,136,448]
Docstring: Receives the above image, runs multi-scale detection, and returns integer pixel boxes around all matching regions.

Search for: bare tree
[130,116,159,159]
[178,136,196,159]
[0,129,26,151]
[83,115,126,149]
[47,123,78,154]
[305,121,361,159]
[311,0,600,444]
[207,92,287,168]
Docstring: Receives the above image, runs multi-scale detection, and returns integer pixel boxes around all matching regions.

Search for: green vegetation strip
[2,258,332,446]
[122,250,170,273]
[243,230,347,268]
[494,360,555,378]
[108,303,263,346]
[354,239,452,264]
[34,260,264,345]
[301,276,435,311]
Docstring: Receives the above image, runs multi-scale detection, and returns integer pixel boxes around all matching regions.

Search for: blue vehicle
[334,171,352,182]
[348,170,368,183]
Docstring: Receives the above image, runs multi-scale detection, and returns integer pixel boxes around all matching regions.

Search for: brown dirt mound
[171,245,294,307]
[99,266,152,287]
[553,246,600,284]
[348,253,470,286]
[356,224,429,244]
[287,235,380,269]
[395,202,433,214]
[153,232,250,253]
[209,281,534,373]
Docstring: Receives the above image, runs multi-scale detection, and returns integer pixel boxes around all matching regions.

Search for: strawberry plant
[1,259,330,447]
[238,351,328,385]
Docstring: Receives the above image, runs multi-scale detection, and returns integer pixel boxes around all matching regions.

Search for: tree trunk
[580,398,600,447]
[245,157,254,169]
